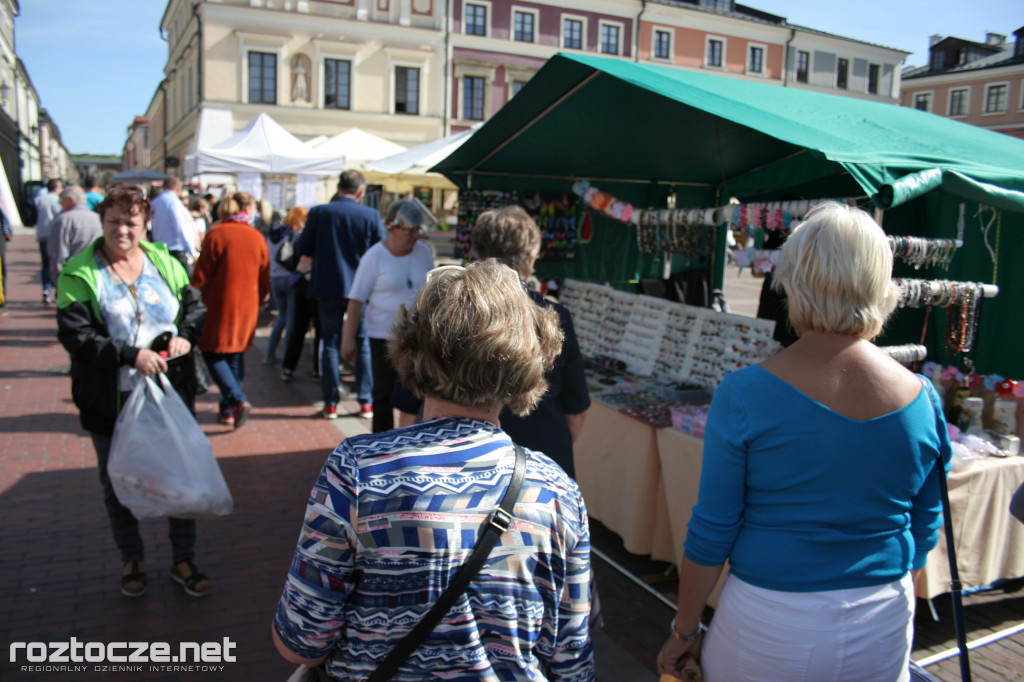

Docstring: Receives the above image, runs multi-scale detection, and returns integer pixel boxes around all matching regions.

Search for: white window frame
[560,14,587,51]
[315,41,363,111]
[651,26,673,63]
[947,86,970,118]
[463,0,491,38]
[982,81,1009,115]
[866,62,880,95]
[746,42,766,76]
[386,48,431,116]
[913,90,934,113]
[510,7,538,44]
[236,30,288,105]
[705,35,726,69]
[598,20,624,56]
[453,62,495,126]
[506,66,536,100]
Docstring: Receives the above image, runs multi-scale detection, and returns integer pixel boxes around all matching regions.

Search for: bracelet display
[669,617,707,642]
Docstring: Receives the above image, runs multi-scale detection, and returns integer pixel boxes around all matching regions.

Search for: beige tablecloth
[913,455,1024,599]
[576,403,1024,601]
[574,401,674,562]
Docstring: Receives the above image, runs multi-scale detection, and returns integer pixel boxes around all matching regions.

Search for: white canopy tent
[363,124,480,175]
[308,128,406,167]
[184,112,344,176]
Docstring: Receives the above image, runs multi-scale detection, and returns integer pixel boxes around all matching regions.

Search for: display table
[576,404,1024,602]
[574,401,675,562]
[914,455,1024,599]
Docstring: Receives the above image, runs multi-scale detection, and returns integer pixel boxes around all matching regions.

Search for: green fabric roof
[433,53,1024,211]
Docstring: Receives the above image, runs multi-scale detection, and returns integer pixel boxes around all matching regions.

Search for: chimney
[985,32,1006,46]
[928,34,943,47]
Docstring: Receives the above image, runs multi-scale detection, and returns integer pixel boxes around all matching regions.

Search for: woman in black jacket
[56,186,209,598]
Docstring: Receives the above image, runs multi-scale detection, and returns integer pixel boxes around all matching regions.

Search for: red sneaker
[218,410,235,426]
[358,404,373,419]
[321,404,338,420]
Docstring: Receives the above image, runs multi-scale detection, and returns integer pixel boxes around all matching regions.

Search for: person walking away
[47,185,103,286]
[293,170,384,419]
[657,202,951,682]
[273,260,594,680]
[83,176,105,211]
[55,185,210,598]
[190,192,270,428]
[341,199,434,431]
[34,178,63,304]
[278,208,322,382]
[150,176,200,274]
[0,206,11,311]
[263,212,296,364]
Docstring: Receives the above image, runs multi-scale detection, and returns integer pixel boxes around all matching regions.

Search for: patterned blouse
[274,418,594,681]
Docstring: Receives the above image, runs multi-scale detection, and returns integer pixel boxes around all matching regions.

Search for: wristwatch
[669,617,707,642]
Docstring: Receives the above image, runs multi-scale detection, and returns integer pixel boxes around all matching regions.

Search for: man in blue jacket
[294,170,384,419]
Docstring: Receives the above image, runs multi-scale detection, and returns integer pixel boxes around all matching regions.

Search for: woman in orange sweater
[191,192,270,428]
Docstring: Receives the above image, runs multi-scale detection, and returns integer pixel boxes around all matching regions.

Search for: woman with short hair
[56,185,210,597]
[658,202,951,681]
[274,260,594,680]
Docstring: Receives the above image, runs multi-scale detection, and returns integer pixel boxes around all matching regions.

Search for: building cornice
[903,61,1024,87]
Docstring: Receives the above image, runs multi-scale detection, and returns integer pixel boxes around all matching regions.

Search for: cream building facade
[145,0,910,206]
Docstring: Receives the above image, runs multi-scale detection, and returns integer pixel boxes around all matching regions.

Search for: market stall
[427,52,1024,602]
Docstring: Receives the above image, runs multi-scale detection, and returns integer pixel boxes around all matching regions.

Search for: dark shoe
[232,401,252,429]
[170,559,211,597]
[121,560,146,597]
[280,368,293,382]
[218,410,235,426]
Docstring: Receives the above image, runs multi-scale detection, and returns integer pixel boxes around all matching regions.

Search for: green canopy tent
[431,53,1024,376]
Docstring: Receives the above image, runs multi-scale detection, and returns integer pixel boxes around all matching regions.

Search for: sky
[13,0,1023,156]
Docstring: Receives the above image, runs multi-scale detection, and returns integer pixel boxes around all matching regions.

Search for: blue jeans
[38,240,52,293]
[91,427,196,563]
[319,297,372,406]
[265,275,291,359]
[202,351,247,413]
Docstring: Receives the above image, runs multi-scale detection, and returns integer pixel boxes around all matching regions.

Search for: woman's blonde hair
[773,201,897,339]
[471,206,541,281]
[216,191,256,220]
[284,206,308,231]
[389,260,563,416]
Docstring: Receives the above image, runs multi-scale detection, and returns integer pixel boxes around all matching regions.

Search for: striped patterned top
[274,417,594,681]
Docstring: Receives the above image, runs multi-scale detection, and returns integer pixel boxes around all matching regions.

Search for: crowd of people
[34,170,970,680]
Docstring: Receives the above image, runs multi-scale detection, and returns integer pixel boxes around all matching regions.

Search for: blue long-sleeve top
[684,365,951,592]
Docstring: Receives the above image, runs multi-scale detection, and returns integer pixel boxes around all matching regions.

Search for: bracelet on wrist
[669,617,707,642]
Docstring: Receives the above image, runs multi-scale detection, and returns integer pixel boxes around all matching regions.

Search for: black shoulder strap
[366,443,528,682]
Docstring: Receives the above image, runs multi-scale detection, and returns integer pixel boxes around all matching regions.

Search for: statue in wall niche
[291,54,310,102]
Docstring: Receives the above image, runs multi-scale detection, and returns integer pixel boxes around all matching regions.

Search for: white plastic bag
[108,373,233,520]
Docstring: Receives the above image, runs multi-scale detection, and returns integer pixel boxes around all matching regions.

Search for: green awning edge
[874,168,1024,213]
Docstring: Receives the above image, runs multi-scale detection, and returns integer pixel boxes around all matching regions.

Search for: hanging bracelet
[669,618,707,642]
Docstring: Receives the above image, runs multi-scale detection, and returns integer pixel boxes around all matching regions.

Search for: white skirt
[702,574,915,682]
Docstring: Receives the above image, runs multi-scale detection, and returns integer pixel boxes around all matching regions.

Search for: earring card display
[561,279,778,390]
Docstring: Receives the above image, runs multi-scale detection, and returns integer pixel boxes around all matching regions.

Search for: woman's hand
[657,632,703,680]
[134,348,168,376]
[167,336,192,358]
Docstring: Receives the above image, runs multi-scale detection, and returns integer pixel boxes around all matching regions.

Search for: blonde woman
[658,202,951,681]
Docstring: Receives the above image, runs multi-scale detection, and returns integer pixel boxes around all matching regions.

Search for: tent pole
[468,72,601,174]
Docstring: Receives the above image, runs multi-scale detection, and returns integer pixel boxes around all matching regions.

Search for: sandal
[170,559,211,597]
[121,560,147,597]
